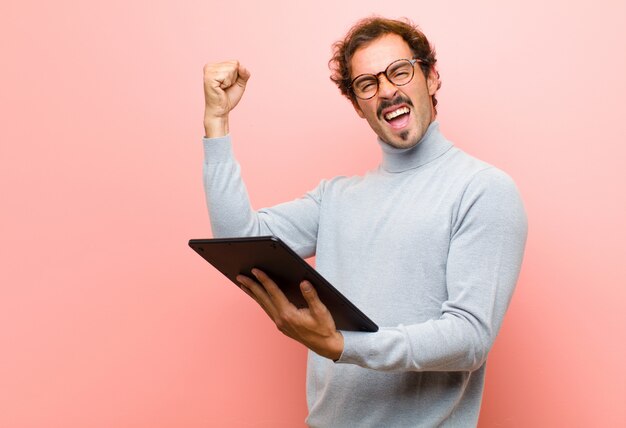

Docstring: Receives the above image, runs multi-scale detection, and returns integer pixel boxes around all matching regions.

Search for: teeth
[384,107,409,121]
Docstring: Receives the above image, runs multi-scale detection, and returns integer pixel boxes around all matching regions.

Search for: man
[201,17,527,427]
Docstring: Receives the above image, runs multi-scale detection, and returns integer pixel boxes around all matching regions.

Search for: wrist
[329,331,344,361]
[204,116,229,138]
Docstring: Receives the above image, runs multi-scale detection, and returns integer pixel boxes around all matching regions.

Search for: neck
[379,121,453,173]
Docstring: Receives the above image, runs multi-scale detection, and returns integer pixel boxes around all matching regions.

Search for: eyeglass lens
[352,59,415,99]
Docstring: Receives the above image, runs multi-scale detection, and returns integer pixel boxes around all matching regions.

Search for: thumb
[237,65,251,85]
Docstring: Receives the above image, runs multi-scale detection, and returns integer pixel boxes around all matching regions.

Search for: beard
[383,131,419,149]
[399,130,410,141]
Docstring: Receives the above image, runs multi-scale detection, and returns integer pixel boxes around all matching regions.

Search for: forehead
[350,33,413,77]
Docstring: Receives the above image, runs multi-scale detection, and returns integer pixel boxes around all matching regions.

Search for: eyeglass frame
[350,58,423,100]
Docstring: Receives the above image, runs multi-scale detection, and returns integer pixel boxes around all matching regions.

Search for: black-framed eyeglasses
[350,58,422,100]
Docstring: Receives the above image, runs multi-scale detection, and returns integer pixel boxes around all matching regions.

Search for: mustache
[377,95,414,119]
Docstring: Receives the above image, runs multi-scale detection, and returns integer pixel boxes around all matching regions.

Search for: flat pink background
[2,1,625,427]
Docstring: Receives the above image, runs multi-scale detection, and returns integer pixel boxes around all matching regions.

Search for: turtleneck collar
[378,121,453,173]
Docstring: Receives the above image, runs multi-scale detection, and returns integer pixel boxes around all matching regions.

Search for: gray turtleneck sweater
[202,122,527,427]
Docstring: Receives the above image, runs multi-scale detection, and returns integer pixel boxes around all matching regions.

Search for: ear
[426,67,439,96]
[352,99,366,119]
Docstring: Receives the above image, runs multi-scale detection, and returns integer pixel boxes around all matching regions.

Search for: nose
[377,73,398,99]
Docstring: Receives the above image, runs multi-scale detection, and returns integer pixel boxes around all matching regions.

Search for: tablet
[189,236,378,332]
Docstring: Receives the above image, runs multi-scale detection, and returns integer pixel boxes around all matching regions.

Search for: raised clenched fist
[203,60,251,137]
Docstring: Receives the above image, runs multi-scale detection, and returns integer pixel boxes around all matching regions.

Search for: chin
[385,130,419,149]
[383,139,417,150]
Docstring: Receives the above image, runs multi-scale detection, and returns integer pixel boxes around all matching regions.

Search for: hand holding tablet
[189,236,378,332]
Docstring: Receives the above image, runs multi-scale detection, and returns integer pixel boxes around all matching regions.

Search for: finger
[236,275,278,318]
[218,61,249,88]
[236,275,258,297]
[236,275,261,304]
[300,281,328,316]
[237,274,269,300]
[216,68,237,89]
[204,62,239,89]
[251,269,291,308]
[237,275,278,319]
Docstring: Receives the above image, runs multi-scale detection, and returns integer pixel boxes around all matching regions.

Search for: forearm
[337,269,520,373]
[337,264,520,373]
[339,319,487,372]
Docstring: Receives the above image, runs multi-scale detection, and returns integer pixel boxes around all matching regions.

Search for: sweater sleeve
[337,168,528,372]
[203,135,321,258]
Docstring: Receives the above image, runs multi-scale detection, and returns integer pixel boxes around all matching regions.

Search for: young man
[201,17,527,427]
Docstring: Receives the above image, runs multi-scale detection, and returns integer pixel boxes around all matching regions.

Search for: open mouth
[383,106,411,129]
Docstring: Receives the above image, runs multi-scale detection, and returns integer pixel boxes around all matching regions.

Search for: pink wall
[1,1,625,426]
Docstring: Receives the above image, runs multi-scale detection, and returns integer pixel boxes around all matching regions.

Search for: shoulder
[452,164,527,237]
[440,148,526,225]
[443,148,519,193]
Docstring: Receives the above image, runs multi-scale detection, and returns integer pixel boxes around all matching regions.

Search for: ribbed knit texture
[202,122,527,427]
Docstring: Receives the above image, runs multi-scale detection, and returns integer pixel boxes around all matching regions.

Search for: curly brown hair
[329,16,441,114]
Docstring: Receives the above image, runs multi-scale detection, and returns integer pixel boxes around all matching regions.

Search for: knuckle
[275,312,295,331]
[203,63,215,75]
[275,318,286,332]
[282,312,294,324]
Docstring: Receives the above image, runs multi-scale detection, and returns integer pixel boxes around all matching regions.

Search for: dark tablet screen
[189,236,378,332]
